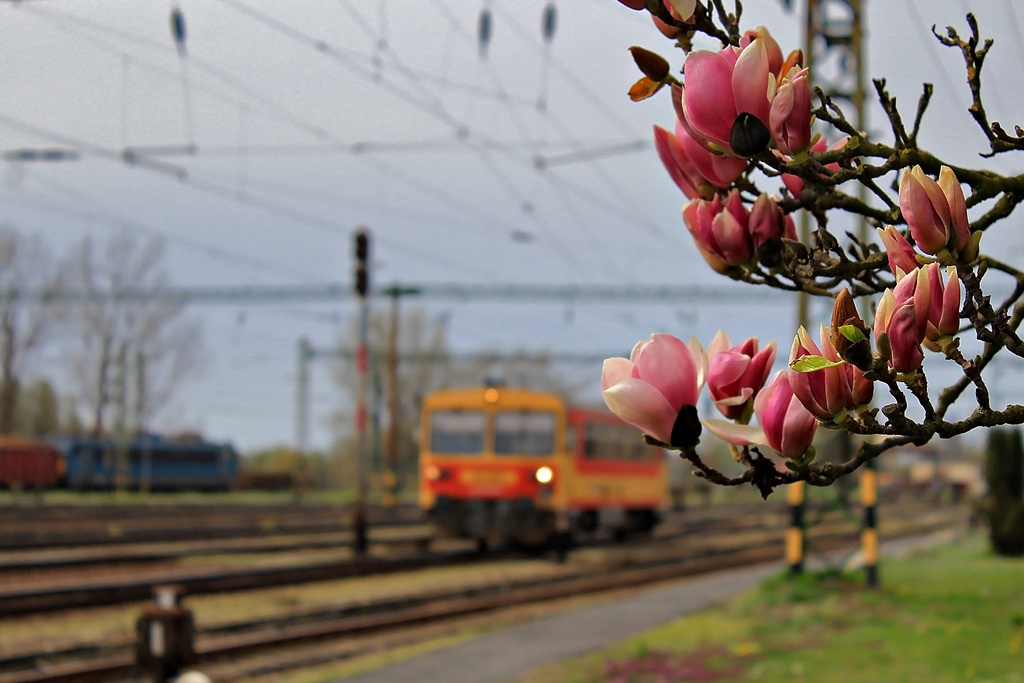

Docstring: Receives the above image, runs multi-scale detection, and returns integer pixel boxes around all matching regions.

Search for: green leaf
[790,355,846,373]
[839,324,866,343]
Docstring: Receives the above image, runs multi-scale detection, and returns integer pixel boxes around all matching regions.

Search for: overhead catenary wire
[485,3,680,250]
[12,281,790,305]
[2,1,720,339]
[207,0,616,278]
[424,0,672,270]
[5,2,662,285]
[11,174,325,282]
[320,0,586,273]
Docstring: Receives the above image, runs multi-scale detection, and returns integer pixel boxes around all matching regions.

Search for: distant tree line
[0,225,202,440]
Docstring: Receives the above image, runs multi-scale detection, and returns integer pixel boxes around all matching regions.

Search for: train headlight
[424,464,442,481]
[535,466,554,484]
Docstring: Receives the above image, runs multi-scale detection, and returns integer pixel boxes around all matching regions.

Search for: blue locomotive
[56,434,239,491]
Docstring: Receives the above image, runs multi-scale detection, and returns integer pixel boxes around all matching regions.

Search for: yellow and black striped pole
[786,480,806,575]
[861,459,879,586]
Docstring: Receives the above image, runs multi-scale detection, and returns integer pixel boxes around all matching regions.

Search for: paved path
[336,531,956,683]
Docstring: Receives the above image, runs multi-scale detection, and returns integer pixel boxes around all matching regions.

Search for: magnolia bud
[829,288,872,370]
[629,46,671,82]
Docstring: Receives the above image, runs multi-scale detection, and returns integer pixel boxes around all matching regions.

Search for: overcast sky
[2,0,1023,452]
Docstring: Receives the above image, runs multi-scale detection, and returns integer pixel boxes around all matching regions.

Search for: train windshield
[429,410,486,454]
[494,411,556,455]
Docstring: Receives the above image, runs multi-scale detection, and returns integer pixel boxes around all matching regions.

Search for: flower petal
[603,378,679,445]
[601,357,634,392]
[701,418,767,447]
[633,333,700,408]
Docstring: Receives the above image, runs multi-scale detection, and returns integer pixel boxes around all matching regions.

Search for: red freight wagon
[0,439,62,489]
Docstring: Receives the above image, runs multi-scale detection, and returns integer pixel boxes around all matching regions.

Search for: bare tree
[69,231,203,434]
[0,226,62,435]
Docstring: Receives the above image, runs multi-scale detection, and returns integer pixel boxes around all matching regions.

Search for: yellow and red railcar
[419,386,668,550]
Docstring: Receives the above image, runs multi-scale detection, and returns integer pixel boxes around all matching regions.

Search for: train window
[429,411,486,454]
[584,421,653,461]
[494,411,556,455]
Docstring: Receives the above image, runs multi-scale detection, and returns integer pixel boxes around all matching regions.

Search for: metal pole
[787,0,821,577]
[115,341,129,496]
[352,230,370,555]
[791,0,868,578]
[861,457,879,586]
[296,337,310,459]
[787,479,806,575]
[383,287,403,509]
[136,351,150,495]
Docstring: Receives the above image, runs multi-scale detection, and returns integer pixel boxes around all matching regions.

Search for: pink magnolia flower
[899,165,972,257]
[876,225,919,277]
[654,125,705,200]
[602,333,707,447]
[923,263,962,350]
[788,324,873,421]
[756,371,819,458]
[749,194,797,249]
[706,331,776,420]
[769,67,812,156]
[682,191,753,272]
[702,370,818,459]
[653,122,748,199]
[673,33,774,156]
[874,267,930,372]
[937,166,971,253]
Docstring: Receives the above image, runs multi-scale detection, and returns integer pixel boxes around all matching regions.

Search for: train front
[419,386,565,550]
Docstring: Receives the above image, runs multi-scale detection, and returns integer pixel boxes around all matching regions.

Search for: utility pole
[296,337,311,459]
[136,350,151,494]
[381,285,419,510]
[789,0,868,577]
[114,341,129,495]
[384,289,399,510]
[351,229,371,555]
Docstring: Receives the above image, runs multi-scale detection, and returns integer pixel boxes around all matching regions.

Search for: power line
[13,281,790,304]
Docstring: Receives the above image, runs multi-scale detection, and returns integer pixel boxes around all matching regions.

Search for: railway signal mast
[352,229,371,555]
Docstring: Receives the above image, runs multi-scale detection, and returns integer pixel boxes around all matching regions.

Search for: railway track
[0,501,769,575]
[0,527,438,575]
[0,499,935,615]
[0,503,423,550]
[0,503,965,683]
[0,501,801,615]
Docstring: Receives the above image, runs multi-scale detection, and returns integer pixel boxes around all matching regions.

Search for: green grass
[516,535,1024,682]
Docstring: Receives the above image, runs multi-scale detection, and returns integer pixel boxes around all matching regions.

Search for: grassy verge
[515,534,1024,682]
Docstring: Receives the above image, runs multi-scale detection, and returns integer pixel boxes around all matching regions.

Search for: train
[0,434,239,491]
[0,438,63,489]
[419,385,670,551]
